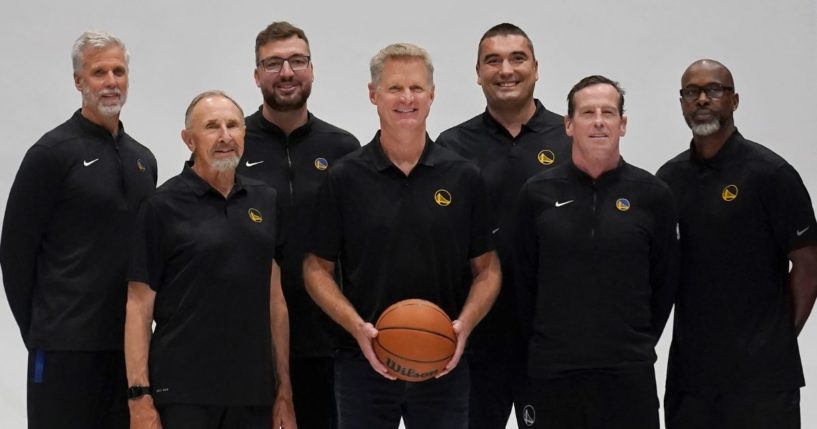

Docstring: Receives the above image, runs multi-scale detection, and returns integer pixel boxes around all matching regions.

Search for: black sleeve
[513,182,539,341]
[128,198,164,290]
[468,168,495,258]
[765,164,817,251]
[307,171,343,262]
[649,184,680,340]
[0,145,64,346]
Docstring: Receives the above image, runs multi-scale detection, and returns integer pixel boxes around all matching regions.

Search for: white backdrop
[1,1,816,428]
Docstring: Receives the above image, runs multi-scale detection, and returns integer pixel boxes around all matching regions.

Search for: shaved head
[682,59,735,88]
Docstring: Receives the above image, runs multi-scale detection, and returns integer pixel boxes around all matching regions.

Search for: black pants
[27,349,128,429]
[521,367,659,429]
[665,389,800,429]
[467,351,528,429]
[158,404,272,429]
[291,356,336,429]
[334,349,469,429]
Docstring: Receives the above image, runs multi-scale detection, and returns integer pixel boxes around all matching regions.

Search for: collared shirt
[0,109,157,350]
[515,160,679,379]
[239,109,360,357]
[436,99,571,352]
[129,163,280,406]
[658,130,817,392]
[308,132,494,349]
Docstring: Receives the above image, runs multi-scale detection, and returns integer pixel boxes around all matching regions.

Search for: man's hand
[436,319,470,378]
[354,321,396,380]
[128,395,162,429]
[272,393,297,429]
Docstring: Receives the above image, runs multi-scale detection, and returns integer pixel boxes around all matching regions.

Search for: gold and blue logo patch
[314,158,328,170]
[248,208,263,223]
[434,189,452,207]
[722,185,738,202]
[136,159,146,172]
[615,198,630,212]
[537,150,555,166]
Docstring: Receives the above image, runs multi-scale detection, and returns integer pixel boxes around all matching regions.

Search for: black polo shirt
[128,163,280,406]
[436,100,571,353]
[0,109,157,350]
[515,160,679,379]
[657,130,817,392]
[308,132,494,349]
[239,109,360,357]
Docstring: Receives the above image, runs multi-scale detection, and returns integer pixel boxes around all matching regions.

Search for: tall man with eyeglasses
[657,59,817,429]
[237,21,360,429]
[436,23,571,429]
[1,30,157,429]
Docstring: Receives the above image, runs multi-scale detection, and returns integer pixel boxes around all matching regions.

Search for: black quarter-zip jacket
[514,159,679,379]
[1,109,157,350]
[238,109,360,357]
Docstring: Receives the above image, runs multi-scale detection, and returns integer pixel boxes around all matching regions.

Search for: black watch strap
[127,385,151,399]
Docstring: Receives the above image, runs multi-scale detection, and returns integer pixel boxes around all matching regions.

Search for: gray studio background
[1,1,816,428]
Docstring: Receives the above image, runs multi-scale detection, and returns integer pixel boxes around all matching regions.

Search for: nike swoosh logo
[83,158,99,167]
[797,226,811,237]
[492,228,500,234]
[555,200,574,207]
[245,160,264,167]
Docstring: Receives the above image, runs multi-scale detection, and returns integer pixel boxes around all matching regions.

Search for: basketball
[373,299,457,382]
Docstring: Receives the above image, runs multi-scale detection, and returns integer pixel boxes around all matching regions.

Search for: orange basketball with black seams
[373,299,456,382]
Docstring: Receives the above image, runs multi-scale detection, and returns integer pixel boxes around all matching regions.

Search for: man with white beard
[125,91,296,429]
[0,30,157,429]
[657,59,817,429]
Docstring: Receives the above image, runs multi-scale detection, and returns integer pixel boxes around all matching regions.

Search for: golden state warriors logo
[247,208,263,223]
[434,189,452,207]
[314,158,328,170]
[537,150,555,166]
[136,159,146,172]
[722,185,738,202]
[615,198,631,212]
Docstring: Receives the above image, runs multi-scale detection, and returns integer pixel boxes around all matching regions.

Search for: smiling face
[477,34,538,109]
[565,83,627,168]
[74,46,129,123]
[254,36,313,112]
[182,96,246,173]
[368,57,435,132]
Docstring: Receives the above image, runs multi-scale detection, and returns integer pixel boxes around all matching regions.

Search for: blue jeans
[334,349,469,429]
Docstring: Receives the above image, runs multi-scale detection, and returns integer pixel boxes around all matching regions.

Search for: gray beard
[212,156,240,172]
[691,120,720,136]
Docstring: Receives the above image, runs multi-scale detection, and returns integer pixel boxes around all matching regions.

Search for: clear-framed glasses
[257,55,311,73]
[679,84,734,102]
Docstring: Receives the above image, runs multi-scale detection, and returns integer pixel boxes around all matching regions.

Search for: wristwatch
[127,385,151,399]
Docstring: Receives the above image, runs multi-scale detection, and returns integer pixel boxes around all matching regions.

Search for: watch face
[127,385,150,399]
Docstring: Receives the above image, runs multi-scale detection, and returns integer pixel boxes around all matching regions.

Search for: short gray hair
[72,30,129,73]
[184,90,245,128]
[369,43,434,86]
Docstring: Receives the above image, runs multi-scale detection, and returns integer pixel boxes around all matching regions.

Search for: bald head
[682,59,734,88]
[679,59,739,139]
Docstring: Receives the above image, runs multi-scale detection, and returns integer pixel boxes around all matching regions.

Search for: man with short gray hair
[1,30,157,428]
[304,43,500,429]
[125,90,296,429]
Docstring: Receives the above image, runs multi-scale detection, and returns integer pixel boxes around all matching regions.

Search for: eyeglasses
[679,84,734,102]
[257,55,311,73]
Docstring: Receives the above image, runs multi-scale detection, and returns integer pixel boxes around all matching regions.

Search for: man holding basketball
[514,75,679,428]
[657,59,817,429]
[436,23,571,429]
[304,43,501,429]
[124,91,296,429]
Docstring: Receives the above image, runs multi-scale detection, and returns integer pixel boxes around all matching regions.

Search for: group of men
[1,20,816,429]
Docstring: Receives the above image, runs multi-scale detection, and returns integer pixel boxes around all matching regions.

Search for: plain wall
[1,1,815,427]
